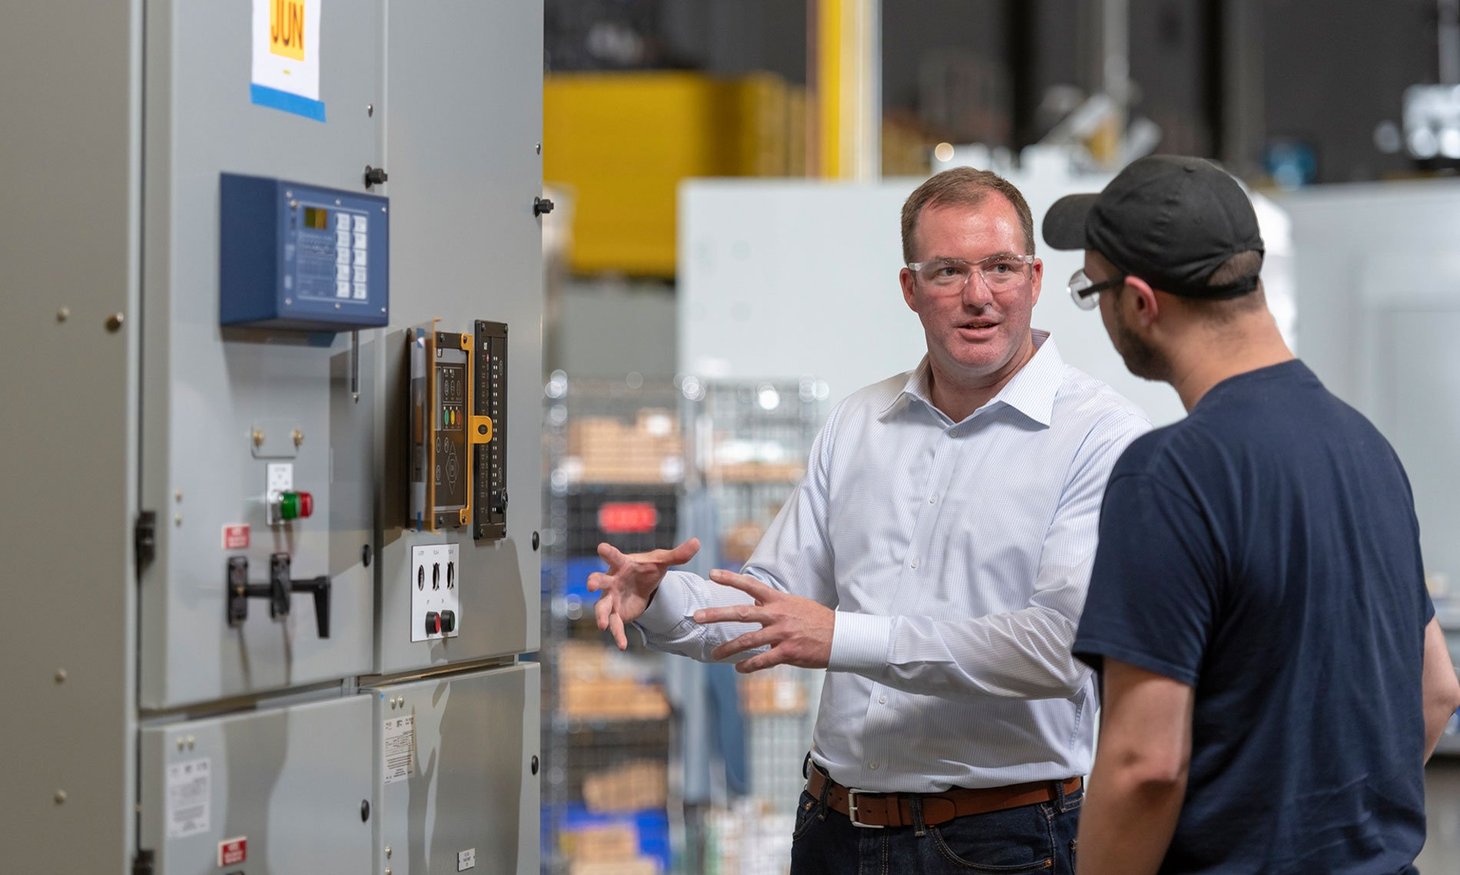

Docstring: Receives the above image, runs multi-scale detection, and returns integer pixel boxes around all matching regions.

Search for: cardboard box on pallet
[583,760,667,813]
[565,412,683,485]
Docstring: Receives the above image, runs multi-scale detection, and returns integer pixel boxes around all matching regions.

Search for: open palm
[586,537,700,649]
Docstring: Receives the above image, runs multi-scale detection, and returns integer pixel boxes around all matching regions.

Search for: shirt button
[878,695,887,705]
[910,559,918,569]
[869,762,879,770]
[929,495,937,504]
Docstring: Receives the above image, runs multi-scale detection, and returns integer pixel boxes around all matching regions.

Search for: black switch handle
[291,574,332,638]
[225,554,332,638]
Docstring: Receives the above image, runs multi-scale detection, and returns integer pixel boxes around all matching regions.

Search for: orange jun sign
[269,0,306,61]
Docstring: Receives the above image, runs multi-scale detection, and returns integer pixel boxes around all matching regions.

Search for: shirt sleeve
[632,404,842,661]
[832,410,1151,700]
[1072,468,1221,687]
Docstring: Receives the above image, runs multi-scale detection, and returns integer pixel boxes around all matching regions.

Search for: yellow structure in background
[544,72,805,277]
[813,0,879,180]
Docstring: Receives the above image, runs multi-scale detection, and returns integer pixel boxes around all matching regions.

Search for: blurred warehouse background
[534,2,1460,873]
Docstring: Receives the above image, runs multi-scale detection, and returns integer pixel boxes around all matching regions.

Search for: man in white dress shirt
[589,167,1149,873]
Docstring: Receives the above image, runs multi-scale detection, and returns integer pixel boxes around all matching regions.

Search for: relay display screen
[302,206,330,229]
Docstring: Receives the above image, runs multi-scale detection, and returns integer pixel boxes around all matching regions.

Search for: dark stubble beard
[1111,307,1172,383]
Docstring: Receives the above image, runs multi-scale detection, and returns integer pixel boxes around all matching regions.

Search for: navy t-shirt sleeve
[1073,469,1220,687]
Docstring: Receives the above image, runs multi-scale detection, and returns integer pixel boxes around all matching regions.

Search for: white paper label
[166,758,211,839]
[383,715,415,784]
[251,0,322,100]
[457,848,476,870]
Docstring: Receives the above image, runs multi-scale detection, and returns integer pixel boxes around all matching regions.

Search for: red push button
[425,611,441,635]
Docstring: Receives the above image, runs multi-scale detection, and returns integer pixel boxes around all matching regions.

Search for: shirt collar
[880,330,1064,427]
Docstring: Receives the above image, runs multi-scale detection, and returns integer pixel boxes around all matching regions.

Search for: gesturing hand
[696,569,834,672]
[587,537,701,650]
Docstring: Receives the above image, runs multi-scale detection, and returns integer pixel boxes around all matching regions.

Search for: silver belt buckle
[846,789,885,828]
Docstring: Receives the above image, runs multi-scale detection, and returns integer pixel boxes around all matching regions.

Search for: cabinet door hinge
[134,510,158,579]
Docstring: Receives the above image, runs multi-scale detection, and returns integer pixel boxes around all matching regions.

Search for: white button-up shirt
[637,332,1149,792]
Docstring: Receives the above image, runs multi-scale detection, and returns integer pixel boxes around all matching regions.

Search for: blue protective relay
[220,173,389,331]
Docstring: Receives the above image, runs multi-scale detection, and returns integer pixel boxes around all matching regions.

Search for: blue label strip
[250,84,327,122]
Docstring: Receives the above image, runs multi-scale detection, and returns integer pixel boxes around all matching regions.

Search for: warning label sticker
[166,758,211,839]
[218,836,247,866]
[222,524,250,551]
[383,715,415,785]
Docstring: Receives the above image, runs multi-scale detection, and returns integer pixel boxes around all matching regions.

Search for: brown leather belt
[806,767,1082,829]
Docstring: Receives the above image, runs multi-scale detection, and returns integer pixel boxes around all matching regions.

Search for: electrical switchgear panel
[219,173,390,331]
[4,0,544,869]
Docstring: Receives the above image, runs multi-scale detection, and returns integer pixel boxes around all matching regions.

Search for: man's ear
[1123,276,1160,328]
[900,268,918,312]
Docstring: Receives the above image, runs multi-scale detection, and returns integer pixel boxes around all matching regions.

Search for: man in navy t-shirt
[1041,155,1460,874]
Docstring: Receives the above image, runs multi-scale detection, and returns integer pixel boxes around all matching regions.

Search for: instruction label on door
[166,758,211,839]
[383,715,415,784]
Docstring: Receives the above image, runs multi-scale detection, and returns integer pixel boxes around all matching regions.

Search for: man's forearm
[1076,766,1185,875]
[1422,617,1460,761]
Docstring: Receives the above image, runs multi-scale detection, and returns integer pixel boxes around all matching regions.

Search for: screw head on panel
[385,846,392,859]
[361,800,371,822]
[54,669,67,684]
[367,104,375,117]
[56,307,69,322]
[105,313,124,332]
[531,755,540,775]
[292,429,304,448]
[252,430,265,448]
[54,790,67,805]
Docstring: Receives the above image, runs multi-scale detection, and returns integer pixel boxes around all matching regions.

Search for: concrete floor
[1420,758,1460,872]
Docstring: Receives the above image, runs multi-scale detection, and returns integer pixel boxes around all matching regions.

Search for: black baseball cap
[1042,155,1265,299]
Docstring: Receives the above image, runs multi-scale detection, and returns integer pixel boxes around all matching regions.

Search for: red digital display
[597,502,659,534]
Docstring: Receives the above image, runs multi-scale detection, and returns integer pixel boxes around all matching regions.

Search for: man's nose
[962,270,994,306]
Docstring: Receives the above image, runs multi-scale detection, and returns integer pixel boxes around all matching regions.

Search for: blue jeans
[789,777,1082,874]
